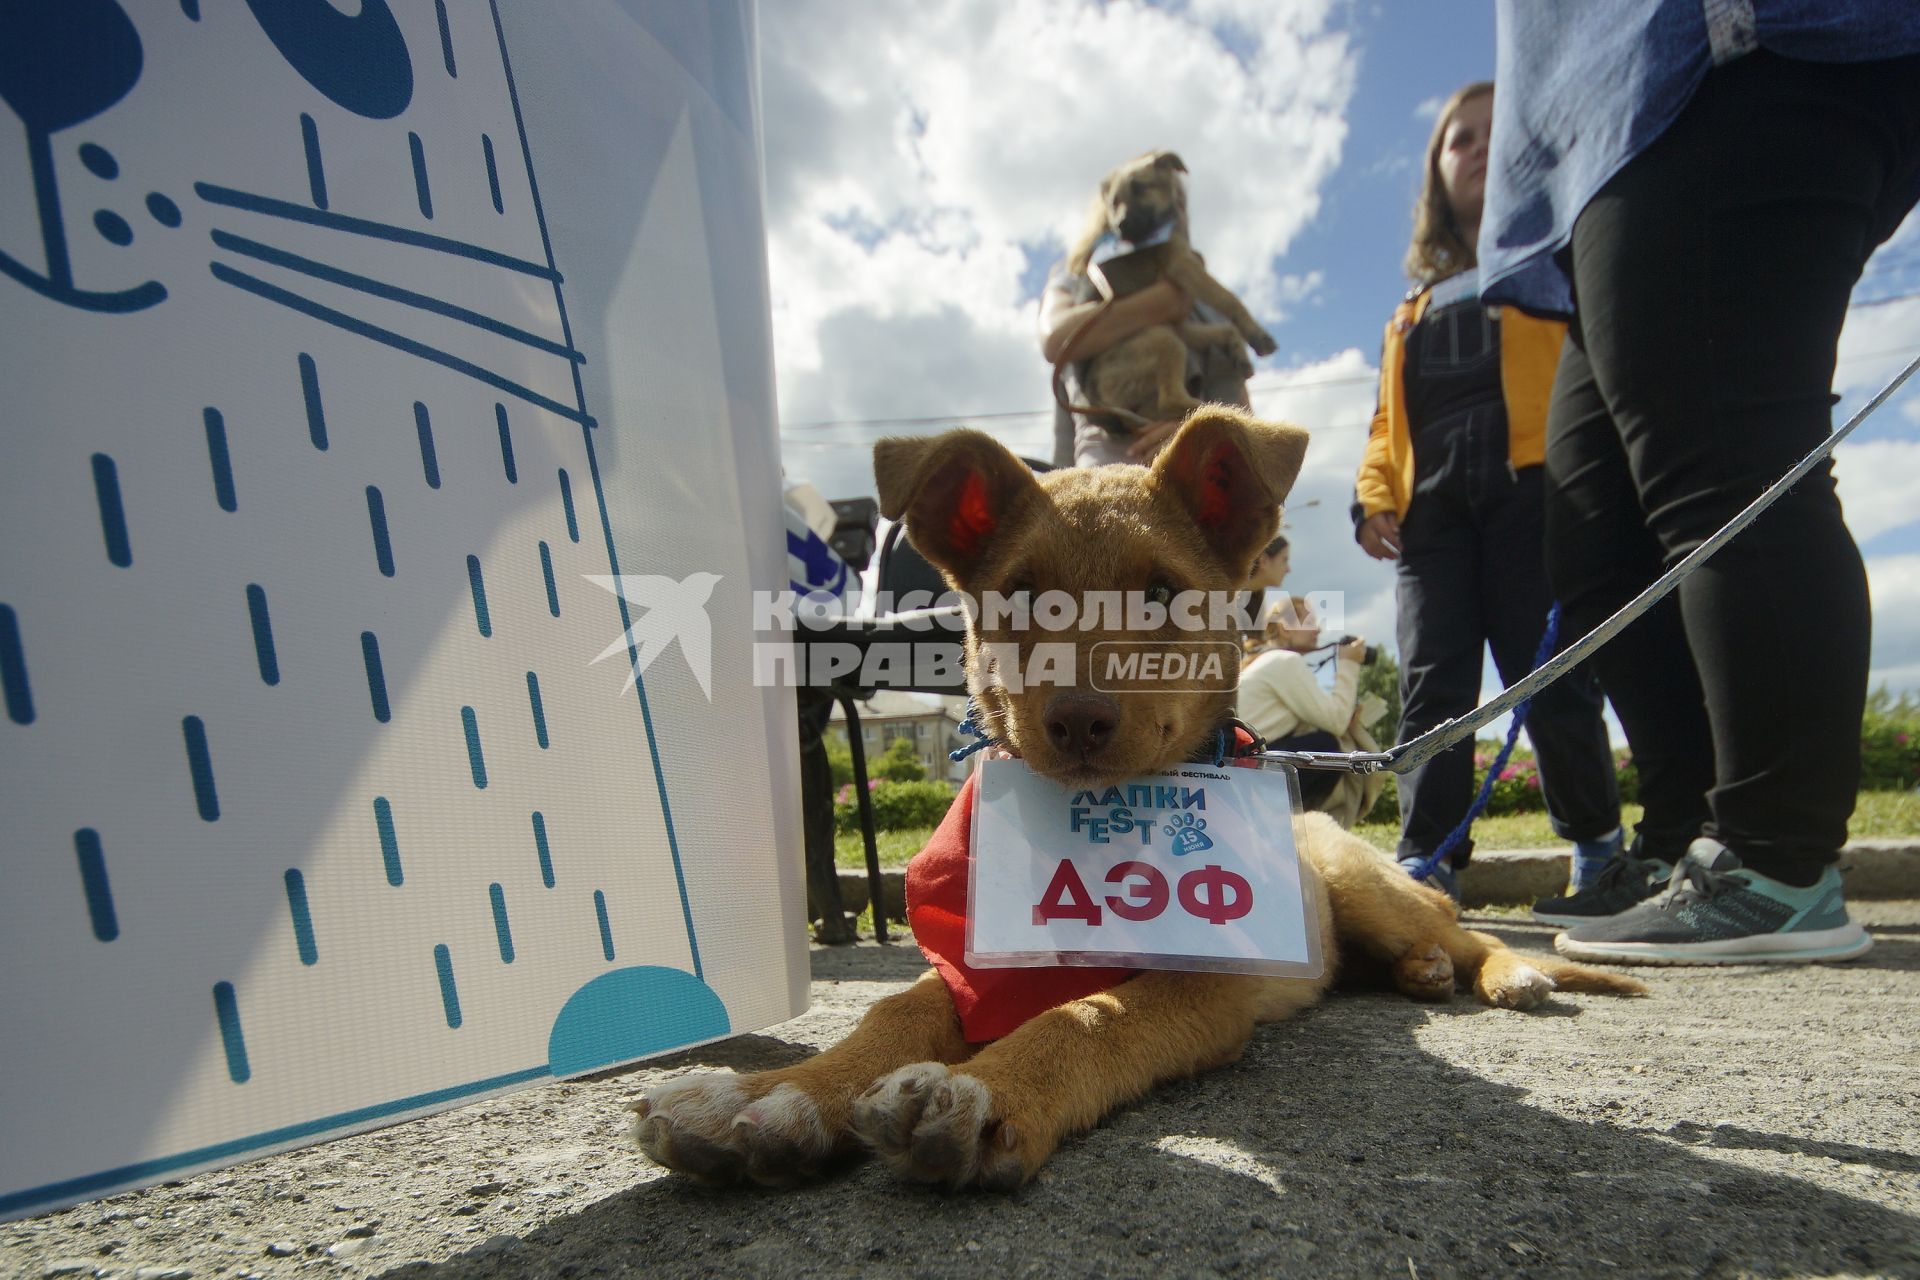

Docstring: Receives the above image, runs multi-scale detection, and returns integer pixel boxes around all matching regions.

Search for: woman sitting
[1237,596,1384,828]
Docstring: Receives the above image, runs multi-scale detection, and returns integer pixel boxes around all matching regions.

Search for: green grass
[835,789,1920,868]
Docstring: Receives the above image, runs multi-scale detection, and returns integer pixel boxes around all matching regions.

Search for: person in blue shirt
[1483,2,1920,964]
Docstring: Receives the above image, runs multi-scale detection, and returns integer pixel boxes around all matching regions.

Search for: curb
[838,839,1920,916]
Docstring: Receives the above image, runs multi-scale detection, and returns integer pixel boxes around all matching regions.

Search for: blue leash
[1406,604,1561,883]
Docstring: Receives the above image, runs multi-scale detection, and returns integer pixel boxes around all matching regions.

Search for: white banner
[0,0,805,1219]
[965,758,1325,976]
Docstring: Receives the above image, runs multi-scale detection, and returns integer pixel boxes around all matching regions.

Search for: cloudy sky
[757,0,1920,704]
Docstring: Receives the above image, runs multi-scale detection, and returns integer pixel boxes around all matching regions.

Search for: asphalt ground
[5,903,1918,1280]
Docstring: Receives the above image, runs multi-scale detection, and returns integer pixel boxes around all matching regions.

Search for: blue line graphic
[489,883,513,963]
[433,944,461,1027]
[204,408,237,512]
[483,134,503,214]
[0,1063,552,1218]
[299,113,328,210]
[209,230,585,362]
[538,540,559,616]
[526,670,548,747]
[182,716,220,821]
[495,403,517,481]
[435,0,458,76]
[415,401,441,488]
[557,469,578,541]
[374,796,403,885]
[298,352,327,450]
[491,0,703,979]
[74,829,118,942]
[245,584,279,685]
[91,453,132,568]
[0,603,35,725]
[181,0,201,19]
[361,632,391,723]
[467,554,491,637]
[408,132,433,219]
[210,263,595,427]
[461,706,487,788]
[594,890,614,961]
[532,811,554,887]
[366,485,395,577]
[212,982,249,1083]
[195,183,557,280]
[284,869,318,966]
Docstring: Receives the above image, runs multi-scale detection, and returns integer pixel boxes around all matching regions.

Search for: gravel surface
[6,904,1918,1280]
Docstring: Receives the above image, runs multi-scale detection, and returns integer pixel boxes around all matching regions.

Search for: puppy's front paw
[850,1063,1031,1192]
[1247,325,1277,358]
[1475,957,1556,1011]
[629,1073,836,1187]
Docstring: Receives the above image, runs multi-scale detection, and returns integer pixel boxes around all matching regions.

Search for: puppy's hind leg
[1301,816,1647,1008]
[631,970,971,1187]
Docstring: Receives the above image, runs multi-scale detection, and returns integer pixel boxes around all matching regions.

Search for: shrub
[836,779,958,832]
[873,736,928,783]
[824,733,854,788]
[1861,686,1920,791]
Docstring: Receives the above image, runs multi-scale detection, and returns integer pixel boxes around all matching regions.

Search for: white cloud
[760,0,1361,459]
[1868,553,1920,696]
[1412,94,1444,121]
[1833,439,1920,546]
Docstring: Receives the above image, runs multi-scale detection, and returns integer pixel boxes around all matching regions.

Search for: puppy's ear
[1150,406,1309,573]
[874,430,1045,587]
[1152,151,1188,175]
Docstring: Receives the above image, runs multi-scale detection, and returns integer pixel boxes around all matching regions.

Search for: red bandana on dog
[906,727,1259,1043]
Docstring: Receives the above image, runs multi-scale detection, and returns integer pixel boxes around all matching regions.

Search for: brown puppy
[630,407,1642,1191]
[1065,151,1278,427]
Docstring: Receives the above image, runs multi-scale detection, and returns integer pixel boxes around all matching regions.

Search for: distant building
[826,692,972,784]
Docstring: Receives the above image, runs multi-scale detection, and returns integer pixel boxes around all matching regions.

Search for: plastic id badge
[964,757,1325,978]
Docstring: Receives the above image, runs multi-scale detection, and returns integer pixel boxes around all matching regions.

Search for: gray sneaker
[1553,839,1873,966]
[1532,841,1669,927]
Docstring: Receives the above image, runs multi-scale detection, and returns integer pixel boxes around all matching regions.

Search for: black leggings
[1545,50,1920,879]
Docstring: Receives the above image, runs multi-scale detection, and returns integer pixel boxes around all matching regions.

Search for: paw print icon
[1163,812,1214,857]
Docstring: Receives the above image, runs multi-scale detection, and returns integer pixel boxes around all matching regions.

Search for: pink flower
[1499,766,1517,782]
[1899,732,1910,745]
[1526,776,1541,790]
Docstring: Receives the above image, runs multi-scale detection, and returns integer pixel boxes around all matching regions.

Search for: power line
[778,338,1920,439]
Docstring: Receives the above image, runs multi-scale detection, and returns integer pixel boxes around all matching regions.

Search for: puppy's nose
[1043,693,1120,759]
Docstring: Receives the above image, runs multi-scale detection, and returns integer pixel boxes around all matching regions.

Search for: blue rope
[1407,604,1561,883]
[948,698,994,762]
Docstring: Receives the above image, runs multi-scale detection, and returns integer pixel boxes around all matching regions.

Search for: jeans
[1395,407,1621,868]
[1545,50,1920,880]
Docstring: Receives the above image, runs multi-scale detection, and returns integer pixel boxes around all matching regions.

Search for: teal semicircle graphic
[548,966,731,1077]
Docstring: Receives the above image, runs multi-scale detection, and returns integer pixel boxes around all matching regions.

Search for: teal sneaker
[1554,839,1872,966]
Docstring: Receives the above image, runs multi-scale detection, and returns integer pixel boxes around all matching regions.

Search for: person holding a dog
[1476,5,1920,964]
[1354,81,1625,900]
[1041,151,1271,468]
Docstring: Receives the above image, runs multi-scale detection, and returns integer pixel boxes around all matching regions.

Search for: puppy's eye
[1145,581,1174,608]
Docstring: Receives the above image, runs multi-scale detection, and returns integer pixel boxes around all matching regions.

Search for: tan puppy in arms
[1063,151,1278,427]
[630,407,1642,1191]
